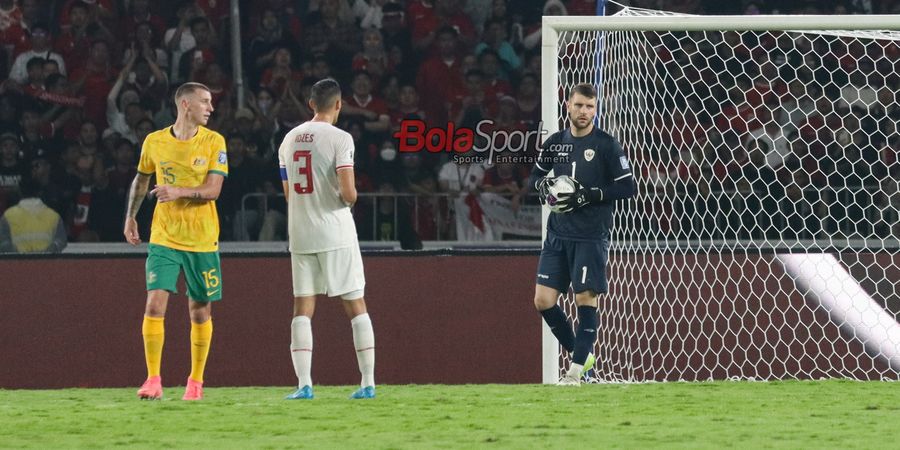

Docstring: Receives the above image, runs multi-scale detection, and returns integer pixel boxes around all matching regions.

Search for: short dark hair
[189,17,209,30]
[18,177,41,198]
[569,83,597,99]
[45,73,65,89]
[70,1,90,13]
[174,82,211,102]
[436,25,458,39]
[30,22,49,35]
[26,57,46,71]
[310,78,341,112]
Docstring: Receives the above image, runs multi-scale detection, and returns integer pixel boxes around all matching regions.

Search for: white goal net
[543,9,900,382]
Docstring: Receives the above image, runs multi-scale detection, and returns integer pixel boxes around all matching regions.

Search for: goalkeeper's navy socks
[540,305,575,353]
[573,305,598,365]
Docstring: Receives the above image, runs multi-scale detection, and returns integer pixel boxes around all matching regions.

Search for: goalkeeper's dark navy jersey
[534,127,633,242]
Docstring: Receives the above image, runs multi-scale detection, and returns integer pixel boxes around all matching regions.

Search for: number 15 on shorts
[203,269,220,289]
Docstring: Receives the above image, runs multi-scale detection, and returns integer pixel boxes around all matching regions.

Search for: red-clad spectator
[259,47,302,97]
[478,49,513,100]
[77,121,99,158]
[389,84,426,131]
[303,0,360,60]
[195,0,229,28]
[381,2,412,60]
[416,26,465,126]
[343,71,390,134]
[58,0,115,31]
[70,39,115,127]
[177,17,221,82]
[0,0,22,31]
[515,73,540,130]
[448,69,496,129]
[247,8,297,86]
[566,0,600,15]
[118,0,166,45]
[412,0,476,55]
[352,28,395,85]
[40,74,83,141]
[198,61,230,106]
[0,0,25,55]
[17,0,39,32]
[53,1,92,73]
[406,0,435,28]
[308,56,332,81]
[248,0,302,41]
[122,21,169,71]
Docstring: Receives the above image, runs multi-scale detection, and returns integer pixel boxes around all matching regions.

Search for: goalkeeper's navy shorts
[536,232,609,294]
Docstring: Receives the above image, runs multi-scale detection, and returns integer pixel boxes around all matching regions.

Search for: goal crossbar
[543,15,900,32]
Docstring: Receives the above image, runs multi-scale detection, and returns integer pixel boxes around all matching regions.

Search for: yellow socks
[189,319,213,383]
[142,316,165,377]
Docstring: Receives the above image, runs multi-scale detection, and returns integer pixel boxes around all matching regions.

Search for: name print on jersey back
[278,121,358,254]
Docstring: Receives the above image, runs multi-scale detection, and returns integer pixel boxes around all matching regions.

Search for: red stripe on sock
[355,346,375,352]
[291,348,312,352]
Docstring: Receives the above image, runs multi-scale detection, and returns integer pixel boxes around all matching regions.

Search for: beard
[571,116,592,130]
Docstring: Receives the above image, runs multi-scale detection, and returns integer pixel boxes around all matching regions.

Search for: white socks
[291,313,375,389]
[290,316,313,388]
[350,313,375,387]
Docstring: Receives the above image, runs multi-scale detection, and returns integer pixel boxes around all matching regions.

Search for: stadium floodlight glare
[542,8,900,383]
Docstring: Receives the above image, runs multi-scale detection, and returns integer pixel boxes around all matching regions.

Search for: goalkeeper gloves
[555,179,603,213]
[536,177,553,206]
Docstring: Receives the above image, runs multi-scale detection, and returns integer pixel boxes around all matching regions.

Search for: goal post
[541,10,900,382]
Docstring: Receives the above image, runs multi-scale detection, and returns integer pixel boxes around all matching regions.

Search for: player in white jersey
[278,78,375,400]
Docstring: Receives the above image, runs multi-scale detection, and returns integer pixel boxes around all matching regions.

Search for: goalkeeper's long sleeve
[596,176,637,203]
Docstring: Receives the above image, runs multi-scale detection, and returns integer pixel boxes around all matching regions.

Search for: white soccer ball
[546,175,577,213]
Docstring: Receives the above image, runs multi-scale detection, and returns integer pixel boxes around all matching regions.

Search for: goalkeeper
[523,83,636,384]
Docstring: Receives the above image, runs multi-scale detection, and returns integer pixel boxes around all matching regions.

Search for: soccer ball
[546,175,577,213]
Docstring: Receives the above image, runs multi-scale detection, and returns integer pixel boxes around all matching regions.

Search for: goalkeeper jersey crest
[536,127,632,241]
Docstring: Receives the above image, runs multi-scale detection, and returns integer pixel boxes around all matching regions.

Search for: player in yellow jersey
[123,82,228,401]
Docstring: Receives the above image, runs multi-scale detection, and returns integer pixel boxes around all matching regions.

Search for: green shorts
[146,243,223,302]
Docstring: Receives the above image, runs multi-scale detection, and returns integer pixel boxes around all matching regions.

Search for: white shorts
[291,243,366,300]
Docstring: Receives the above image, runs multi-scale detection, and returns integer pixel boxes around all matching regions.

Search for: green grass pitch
[2,381,899,448]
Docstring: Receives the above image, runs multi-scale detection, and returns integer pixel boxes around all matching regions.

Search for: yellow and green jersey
[137,126,228,252]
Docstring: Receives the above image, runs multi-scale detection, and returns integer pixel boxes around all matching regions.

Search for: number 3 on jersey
[293,150,313,194]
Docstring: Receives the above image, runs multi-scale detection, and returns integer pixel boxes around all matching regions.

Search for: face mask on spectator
[380,146,397,162]
[258,99,273,114]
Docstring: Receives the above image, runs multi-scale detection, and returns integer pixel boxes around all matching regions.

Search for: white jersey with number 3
[279,121,357,254]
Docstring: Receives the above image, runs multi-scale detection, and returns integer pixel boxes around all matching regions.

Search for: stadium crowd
[0,0,897,251]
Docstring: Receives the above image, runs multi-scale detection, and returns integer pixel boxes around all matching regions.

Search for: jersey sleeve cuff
[209,170,228,178]
[137,170,154,176]
[336,165,354,171]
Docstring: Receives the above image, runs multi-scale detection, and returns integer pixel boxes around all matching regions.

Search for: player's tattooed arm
[126,173,152,218]
[124,173,151,245]
[151,174,225,203]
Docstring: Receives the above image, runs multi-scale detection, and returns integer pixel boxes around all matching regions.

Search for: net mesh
[555,8,900,381]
